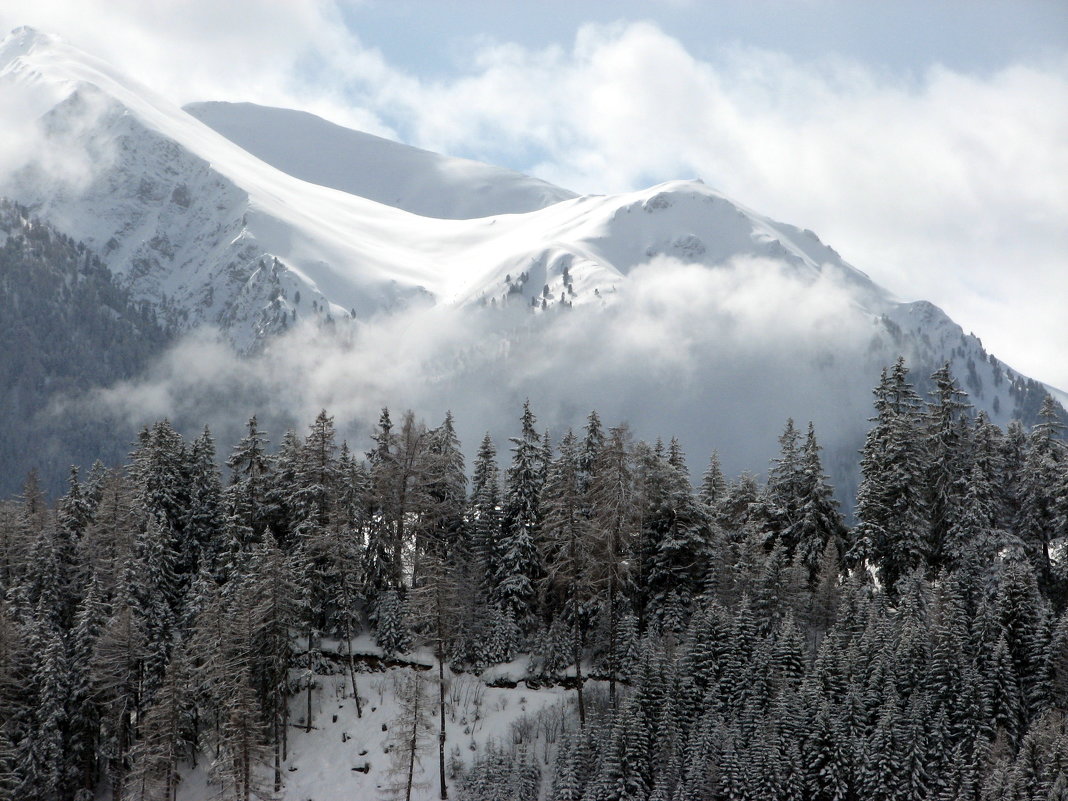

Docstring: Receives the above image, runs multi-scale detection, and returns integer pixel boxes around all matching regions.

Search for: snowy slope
[185,100,576,219]
[175,653,570,801]
[0,28,892,340]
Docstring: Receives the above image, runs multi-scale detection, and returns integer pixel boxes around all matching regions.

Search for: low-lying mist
[50,256,894,506]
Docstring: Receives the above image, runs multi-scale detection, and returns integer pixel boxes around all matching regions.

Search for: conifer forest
[1,358,1067,801]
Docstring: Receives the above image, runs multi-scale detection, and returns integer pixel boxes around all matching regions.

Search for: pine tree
[129,420,192,588]
[376,588,412,657]
[244,536,300,791]
[470,433,503,601]
[17,622,68,801]
[91,592,147,799]
[498,401,545,635]
[124,647,195,801]
[132,512,180,699]
[225,416,272,563]
[539,431,594,724]
[1015,396,1065,596]
[385,670,436,801]
[852,359,930,592]
[699,451,728,513]
[640,443,711,631]
[187,426,225,582]
[366,409,430,610]
[67,573,107,796]
[331,443,368,719]
[923,363,972,573]
[410,415,467,801]
[757,418,805,551]
[793,424,847,585]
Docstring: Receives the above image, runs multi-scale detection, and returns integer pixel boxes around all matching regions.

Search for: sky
[1,0,1067,390]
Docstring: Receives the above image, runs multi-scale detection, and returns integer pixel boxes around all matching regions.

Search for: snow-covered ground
[176,642,576,801]
[184,101,576,221]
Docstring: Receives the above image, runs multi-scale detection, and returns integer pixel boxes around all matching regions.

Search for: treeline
[0,358,1066,800]
[0,198,172,498]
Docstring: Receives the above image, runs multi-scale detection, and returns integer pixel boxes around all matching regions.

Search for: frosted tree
[132,512,180,699]
[539,431,594,724]
[291,410,341,734]
[410,548,463,800]
[638,441,711,631]
[756,418,804,550]
[91,599,148,801]
[699,450,727,513]
[587,423,638,707]
[244,537,300,791]
[852,359,930,591]
[409,414,468,798]
[469,433,503,658]
[923,363,972,572]
[792,423,846,586]
[1015,395,1065,595]
[129,420,192,586]
[186,426,225,581]
[366,409,429,610]
[224,416,272,565]
[67,573,107,795]
[123,647,195,801]
[385,670,436,801]
[498,401,545,635]
[331,443,368,718]
[376,588,412,657]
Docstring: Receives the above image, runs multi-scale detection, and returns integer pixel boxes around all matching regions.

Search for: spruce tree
[224,416,272,563]
[852,359,930,592]
[923,363,972,572]
[498,401,545,637]
[539,431,593,724]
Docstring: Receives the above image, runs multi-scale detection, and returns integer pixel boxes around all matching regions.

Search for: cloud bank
[76,257,883,501]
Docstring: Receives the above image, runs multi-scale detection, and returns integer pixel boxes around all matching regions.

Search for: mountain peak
[185,100,577,219]
[0,26,62,64]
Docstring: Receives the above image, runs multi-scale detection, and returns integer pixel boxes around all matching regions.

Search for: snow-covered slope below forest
[175,643,570,801]
[185,100,577,219]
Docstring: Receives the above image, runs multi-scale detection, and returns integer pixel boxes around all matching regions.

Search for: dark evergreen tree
[224,416,272,565]
[852,359,930,591]
[923,363,973,572]
[187,426,225,583]
[498,401,545,636]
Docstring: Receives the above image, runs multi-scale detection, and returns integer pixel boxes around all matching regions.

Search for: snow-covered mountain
[1,27,887,339]
[184,100,577,219]
[0,25,1061,498]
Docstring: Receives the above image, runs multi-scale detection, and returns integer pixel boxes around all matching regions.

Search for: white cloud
[79,257,883,496]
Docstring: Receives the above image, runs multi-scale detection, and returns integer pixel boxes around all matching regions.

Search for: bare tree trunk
[405,682,420,801]
[346,627,363,718]
[437,625,448,800]
[241,723,251,801]
[573,611,586,727]
[608,569,617,708]
[273,706,282,793]
[305,627,314,732]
